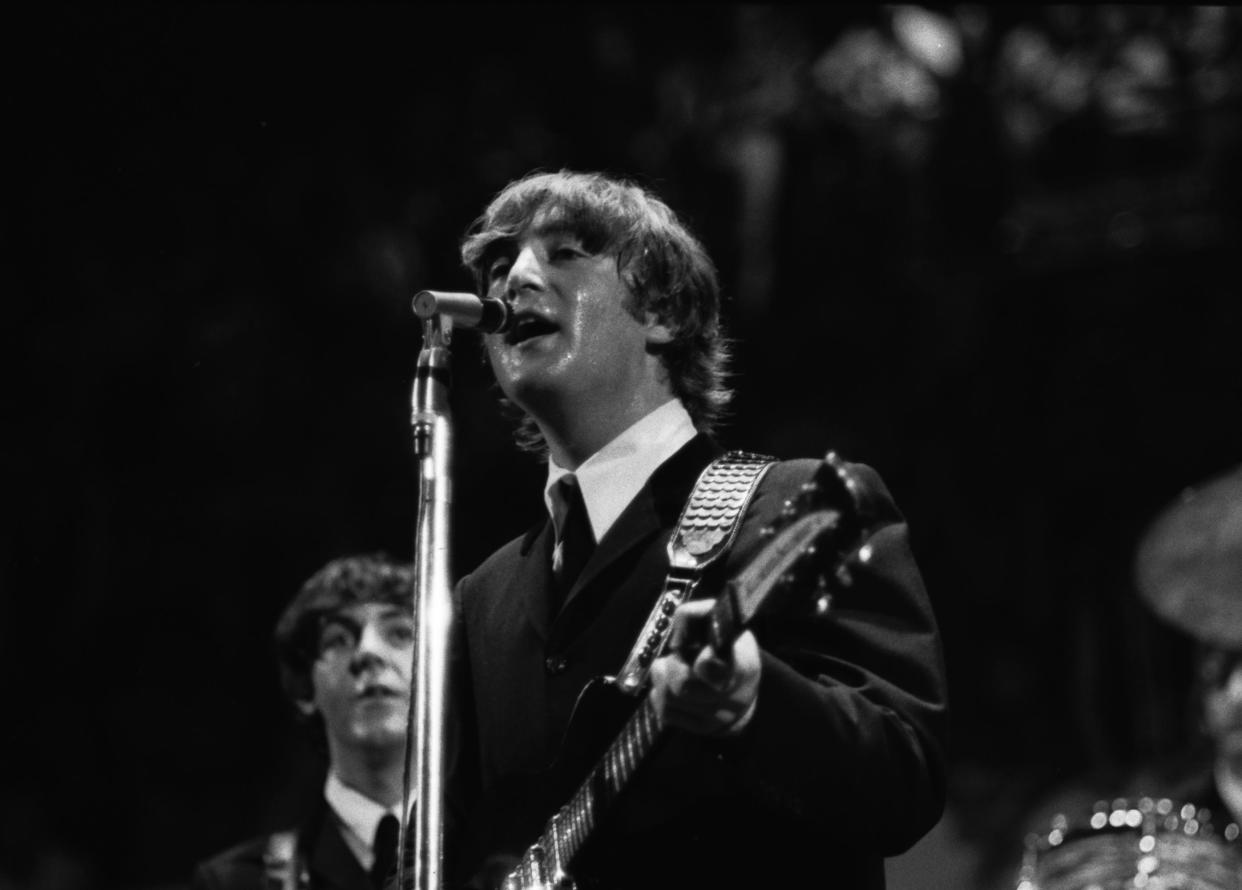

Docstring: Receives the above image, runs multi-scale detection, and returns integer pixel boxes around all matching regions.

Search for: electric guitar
[494,451,876,890]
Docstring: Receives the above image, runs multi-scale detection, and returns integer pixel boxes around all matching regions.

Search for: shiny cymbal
[1135,463,1242,648]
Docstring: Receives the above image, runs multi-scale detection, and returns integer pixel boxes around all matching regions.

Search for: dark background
[5,5,1242,889]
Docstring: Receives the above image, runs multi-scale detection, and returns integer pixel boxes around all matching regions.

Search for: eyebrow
[376,605,412,620]
[479,237,516,267]
[318,615,358,637]
[530,220,580,239]
[321,604,410,625]
[479,223,585,268]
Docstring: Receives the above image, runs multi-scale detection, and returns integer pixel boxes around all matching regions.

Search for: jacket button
[545,654,569,675]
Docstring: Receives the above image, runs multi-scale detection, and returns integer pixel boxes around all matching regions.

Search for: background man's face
[308,602,414,755]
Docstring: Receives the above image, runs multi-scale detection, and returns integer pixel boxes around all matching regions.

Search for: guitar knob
[815,593,834,616]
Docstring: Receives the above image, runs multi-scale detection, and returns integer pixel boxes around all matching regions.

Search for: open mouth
[506,311,559,345]
[358,683,401,700]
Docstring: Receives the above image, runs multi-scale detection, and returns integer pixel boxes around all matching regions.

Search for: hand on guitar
[649,599,762,738]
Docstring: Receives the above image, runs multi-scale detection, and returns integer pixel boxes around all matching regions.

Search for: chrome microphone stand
[400,306,456,890]
[398,290,509,890]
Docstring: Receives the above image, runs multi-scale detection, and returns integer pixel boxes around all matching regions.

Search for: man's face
[482,217,670,422]
[1201,647,1242,771]
[306,602,414,756]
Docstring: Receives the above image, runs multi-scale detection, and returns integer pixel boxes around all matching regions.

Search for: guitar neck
[511,697,663,887]
[551,696,663,859]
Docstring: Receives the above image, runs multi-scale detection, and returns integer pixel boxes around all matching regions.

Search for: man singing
[442,170,949,889]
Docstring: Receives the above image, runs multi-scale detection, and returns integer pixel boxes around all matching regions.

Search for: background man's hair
[273,552,413,709]
[461,169,732,454]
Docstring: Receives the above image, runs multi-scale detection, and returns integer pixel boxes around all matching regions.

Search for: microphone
[412,290,512,334]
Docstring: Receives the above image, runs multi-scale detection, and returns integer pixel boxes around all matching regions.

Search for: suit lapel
[305,798,372,890]
[517,519,557,641]
[554,434,724,621]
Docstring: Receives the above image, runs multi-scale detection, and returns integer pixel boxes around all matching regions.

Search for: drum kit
[1017,797,1239,890]
[1017,464,1242,889]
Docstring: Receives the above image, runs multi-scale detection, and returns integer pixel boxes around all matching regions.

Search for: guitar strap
[612,450,774,694]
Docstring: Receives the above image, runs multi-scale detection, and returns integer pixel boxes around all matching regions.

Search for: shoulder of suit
[199,832,272,865]
[193,831,286,886]
[457,526,539,591]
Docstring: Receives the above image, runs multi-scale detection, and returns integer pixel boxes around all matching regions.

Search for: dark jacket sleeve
[715,458,949,855]
[189,836,266,890]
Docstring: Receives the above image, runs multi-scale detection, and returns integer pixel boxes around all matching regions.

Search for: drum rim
[1016,796,1241,890]
[1024,796,1240,853]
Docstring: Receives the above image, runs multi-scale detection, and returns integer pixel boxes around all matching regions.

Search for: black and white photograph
[6,6,1242,890]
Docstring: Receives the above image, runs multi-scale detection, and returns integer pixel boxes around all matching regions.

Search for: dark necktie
[551,475,595,611]
[370,813,399,890]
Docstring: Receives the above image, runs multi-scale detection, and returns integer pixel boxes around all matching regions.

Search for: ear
[643,312,675,346]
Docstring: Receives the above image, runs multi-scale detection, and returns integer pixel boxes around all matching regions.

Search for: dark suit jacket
[192,797,373,890]
[446,435,948,889]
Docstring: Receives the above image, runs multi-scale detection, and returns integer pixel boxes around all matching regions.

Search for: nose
[348,621,389,675]
[504,244,544,299]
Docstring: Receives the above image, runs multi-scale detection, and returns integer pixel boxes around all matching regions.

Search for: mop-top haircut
[461,170,732,453]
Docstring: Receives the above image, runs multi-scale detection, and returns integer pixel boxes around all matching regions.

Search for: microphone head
[476,296,512,334]
[411,290,511,333]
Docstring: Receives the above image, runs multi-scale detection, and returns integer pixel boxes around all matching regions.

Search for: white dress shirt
[544,398,698,544]
[324,771,406,870]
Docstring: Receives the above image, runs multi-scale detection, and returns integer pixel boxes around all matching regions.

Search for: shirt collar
[545,399,697,543]
[324,771,404,860]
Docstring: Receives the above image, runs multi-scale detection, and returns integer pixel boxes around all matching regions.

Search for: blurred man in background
[192,553,413,890]
[442,170,948,889]
[1136,463,1242,826]
[1176,643,1242,822]
[1015,465,1242,888]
